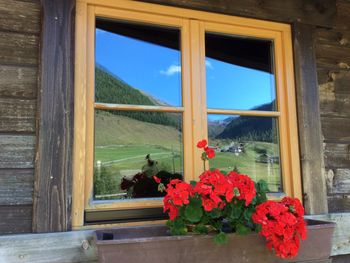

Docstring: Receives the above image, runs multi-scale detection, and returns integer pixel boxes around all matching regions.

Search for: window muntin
[73,0,301,229]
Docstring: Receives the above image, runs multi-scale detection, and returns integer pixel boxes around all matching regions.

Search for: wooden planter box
[94,219,335,263]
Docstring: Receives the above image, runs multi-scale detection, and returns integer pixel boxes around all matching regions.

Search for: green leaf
[228,203,243,220]
[184,197,203,223]
[208,208,222,219]
[236,224,251,235]
[167,219,188,236]
[190,180,197,187]
[243,207,254,221]
[194,224,209,234]
[213,232,228,245]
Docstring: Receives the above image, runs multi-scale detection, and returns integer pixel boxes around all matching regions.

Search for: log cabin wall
[0,0,40,234]
[316,0,350,213]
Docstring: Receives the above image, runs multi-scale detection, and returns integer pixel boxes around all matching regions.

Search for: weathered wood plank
[324,143,350,169]
[0,98,36,132]
[0,205,32,234]
[316,42,350,70]
[140,0,336,28]
[334,0,350,31]
[33,0,75,232]
[0,32,38,66]
[319,81,350,117]
[0,65,37,99]
[0,230,97,263]
[328,195,350,213]
[321,116,350,142]
[0,135,35,169]
[0,169,33,205]
[306,213,350,256]
[0,0,40,34]
[293,22,328,214]
[326,169,350,194]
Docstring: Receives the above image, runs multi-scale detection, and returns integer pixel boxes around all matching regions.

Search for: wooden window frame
[72,0,302,229]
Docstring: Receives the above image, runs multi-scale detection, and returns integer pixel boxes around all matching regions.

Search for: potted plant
[94,140,335,263]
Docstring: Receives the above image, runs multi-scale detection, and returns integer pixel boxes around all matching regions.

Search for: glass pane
[205,33,276,111]
[93,109,183,200]
[95,18,182,106]
[208,114,281,192]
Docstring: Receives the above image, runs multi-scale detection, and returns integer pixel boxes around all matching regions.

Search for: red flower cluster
[252,197,307,258]
[163,179,193,220]
[193,170,256,212]
[196,139,215,159]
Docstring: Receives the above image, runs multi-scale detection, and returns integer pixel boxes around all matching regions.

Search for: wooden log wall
[0,0,40,234]
[315,0,350,214]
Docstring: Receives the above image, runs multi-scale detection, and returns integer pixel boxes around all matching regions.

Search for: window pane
[208,114,281,192]
[205,33,276,111]
[93,109,183,200]
[95,18,182,107]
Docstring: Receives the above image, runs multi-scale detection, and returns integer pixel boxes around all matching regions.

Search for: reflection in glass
[95,18,182,106]
[93,110,183,200]
[207,114,281,192]
[205,33,276,111]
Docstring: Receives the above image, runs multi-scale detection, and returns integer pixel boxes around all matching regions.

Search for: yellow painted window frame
[73,0,302,229]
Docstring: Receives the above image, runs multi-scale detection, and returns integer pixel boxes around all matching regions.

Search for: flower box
[94,219,335,263]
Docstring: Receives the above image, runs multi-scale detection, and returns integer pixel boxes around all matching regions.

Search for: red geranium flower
[197,139,208,148]
[252,198,307,258]
[205,147,216,159]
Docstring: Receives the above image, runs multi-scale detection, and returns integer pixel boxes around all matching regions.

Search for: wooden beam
[33,0,75,232]
[139,0,336,28]
[292,23,328,214]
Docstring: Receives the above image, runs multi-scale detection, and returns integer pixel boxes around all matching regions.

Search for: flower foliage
[155,139,307,258]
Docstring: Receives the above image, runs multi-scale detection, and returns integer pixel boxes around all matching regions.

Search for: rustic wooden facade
[0,0,350,262]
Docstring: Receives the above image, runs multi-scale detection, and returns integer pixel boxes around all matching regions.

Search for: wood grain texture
[0,135,35,169]
[140,0,336,28]
[324,143,350,169]
[319,81,350,118]
[0,205,32,234]
[293,22,328,214]
[0,98,36,132]
[0,0,40,34]
[321,116,350,142]
[33,0,75,233]
[0,32,38,66]
[0,65,37,99]
[328,195,350,213]
[326,168,350,194]
[0,169,34,205]
[0,230,97,263]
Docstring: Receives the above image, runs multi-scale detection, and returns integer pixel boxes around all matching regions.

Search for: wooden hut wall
[0,0,40,234]
[0,0,350,241]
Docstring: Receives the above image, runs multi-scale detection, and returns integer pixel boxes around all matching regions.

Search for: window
[73,0,301,229]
